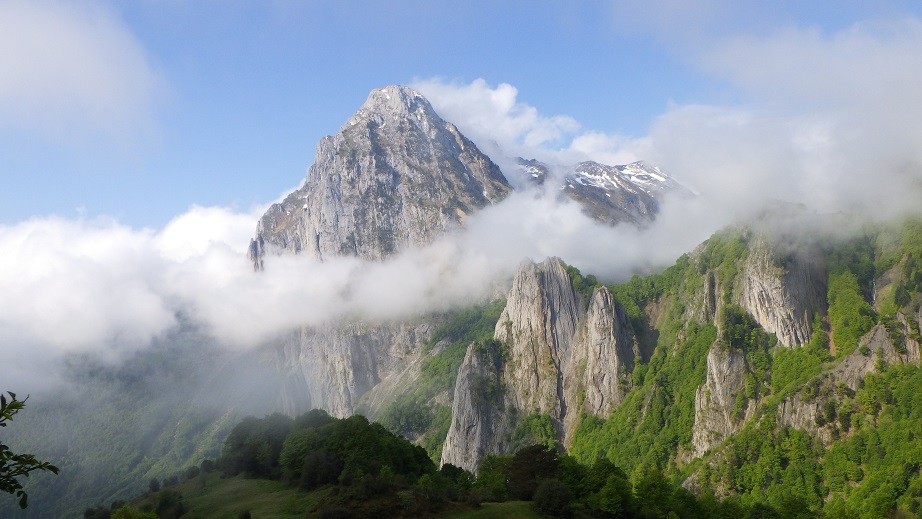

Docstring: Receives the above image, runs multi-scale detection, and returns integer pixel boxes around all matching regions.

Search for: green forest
[8,220,922,518]
[87,410,777,518]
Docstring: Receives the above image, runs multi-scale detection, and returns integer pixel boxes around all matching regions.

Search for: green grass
[444,501,539,519]
[138,472,326,519]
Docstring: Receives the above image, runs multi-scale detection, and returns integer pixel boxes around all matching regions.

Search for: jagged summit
[343,85,436,130]
[249,85,511,267]
[514,157,692,227]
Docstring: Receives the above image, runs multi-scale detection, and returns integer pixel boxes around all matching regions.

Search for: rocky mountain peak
[249,85,511,267]
[344,85,436,129]
[513,157,691,227]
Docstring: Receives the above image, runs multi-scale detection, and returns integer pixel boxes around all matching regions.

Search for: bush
[300,448,344,491]
[533,478,573,517]
[508,445,559,500]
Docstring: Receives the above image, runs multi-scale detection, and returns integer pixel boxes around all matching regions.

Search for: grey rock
[274,319,436,418]
[562,286,637,442]
[495,257,581,418]
[439,341,511,472]
[778,313,922,445]
[691,343,751,457]
[250,85,511,267]
[738,237,826,347]
[514,158,692,227]
[441,257,638,470]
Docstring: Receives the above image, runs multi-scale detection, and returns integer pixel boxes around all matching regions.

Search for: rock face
[273,319,436,418]
[496,258,581,419]
[562,287,636,440]
[515,158,691,227]
[249,85,511,267]
[691,344,751,457]
[441,257,639,471]
[247,86,515,421]
[440,342,512,471]
[738,237,826,347]
[778,312,922,445]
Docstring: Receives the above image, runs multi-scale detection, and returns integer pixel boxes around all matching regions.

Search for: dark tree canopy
[0,392,59,509]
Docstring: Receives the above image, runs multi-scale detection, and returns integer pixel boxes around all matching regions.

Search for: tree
[110,506,157,519]
[533,478,573,517]
[0,392,59,509]
[508,444,559,500]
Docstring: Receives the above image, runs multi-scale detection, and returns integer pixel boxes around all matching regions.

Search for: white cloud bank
[0,0,161,147]
[0,191,710,391]
[412,77,647,169]
[417,17,922,225]
[6,15,922,391]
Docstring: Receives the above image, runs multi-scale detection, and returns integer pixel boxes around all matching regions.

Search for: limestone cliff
[738,237,826,347]
[691,344,751,457]
[249,85,511,267]
[439,342,512,472]
[778,311,922,444]
[563,286,637,441]
[273,319,436,418]
[441,258,638,470]
[494,258,581,419]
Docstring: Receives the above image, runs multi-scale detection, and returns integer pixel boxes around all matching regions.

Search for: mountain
[13,84,922,518]
[515,158,691,226]
[223,86,922,516]
[425,219,922,516]
[248,85,511,268]
[440,258,641,471]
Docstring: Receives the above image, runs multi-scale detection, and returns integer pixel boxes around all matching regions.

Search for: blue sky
[7,0,922,387]
[3,0,920,228]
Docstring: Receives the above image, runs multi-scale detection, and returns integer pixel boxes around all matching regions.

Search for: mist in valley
[4,9,922,516]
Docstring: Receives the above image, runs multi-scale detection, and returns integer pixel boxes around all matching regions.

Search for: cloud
[413,15,922,228]
[8,15,922,394]
[643,18,922,222]
[0,187,715,392]
[412,77,643,168]
[0,0,162,147]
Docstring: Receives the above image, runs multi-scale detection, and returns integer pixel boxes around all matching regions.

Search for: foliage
[563,264,601,309]
[532,478,573,517]
[609,253,692,333]
[508,445,559,500]
[379,300,506,459]
[510,413,557,451]
[0,337,239,518]
[470,443,762,517]
[697,228,751,291]
[827,270,876,357]
[274,411,434,486]
[110,505,157,519]
[570,321,717,471]
[566,231,756,475]
[0,392,59,509]
[427,299,507,355]
[220,413,293,478]
[474,454,511,502]
[770,323,828,396]
[209,411,483,516]
[299,448,343,491]
[154,488,186,519]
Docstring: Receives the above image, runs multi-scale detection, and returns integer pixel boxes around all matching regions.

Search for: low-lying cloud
[7,14,922,392]
[417,17,922,227]
[0,189,712,393]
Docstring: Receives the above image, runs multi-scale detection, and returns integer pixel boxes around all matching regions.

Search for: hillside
[7,85,922,519]
[550,219,922,516]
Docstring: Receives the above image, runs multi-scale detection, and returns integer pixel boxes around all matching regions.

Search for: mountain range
[7,85,922,518]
